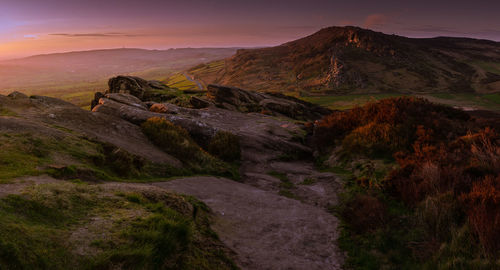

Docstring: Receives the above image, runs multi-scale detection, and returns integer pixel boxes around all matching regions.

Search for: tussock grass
[141,117,240,179]
[0,183,238,269]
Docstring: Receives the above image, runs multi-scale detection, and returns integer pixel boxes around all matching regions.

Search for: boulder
[7,91,28,99]
[90,92,105,110]
[108,76,151,99]
[105,75,176,102]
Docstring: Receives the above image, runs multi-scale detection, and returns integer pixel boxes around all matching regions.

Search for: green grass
[299,177,316,185]
[141,117,240,180]
[483,93,500,104]
[0,106,17,116]
[268,171,301,200]
[0,131,184,182]
[301,93,500,112]
[472,61,500,74]
[0,133,53,181]
[166,73,199,91]
[0,183,238,269]
[60,91,95,108]
[426,93,500,111]
[302,93,407,110]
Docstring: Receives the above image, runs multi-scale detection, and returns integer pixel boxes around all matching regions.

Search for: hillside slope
[188,26,500,94]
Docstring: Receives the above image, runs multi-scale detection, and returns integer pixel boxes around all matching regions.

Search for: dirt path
[183,72,204,90]
[153,177,344,270]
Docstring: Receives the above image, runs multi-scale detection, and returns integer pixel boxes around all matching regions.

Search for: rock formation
[91,76,176,110]
[206,84,331,120]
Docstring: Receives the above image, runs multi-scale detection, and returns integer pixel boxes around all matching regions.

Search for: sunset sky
[0,0,499,60]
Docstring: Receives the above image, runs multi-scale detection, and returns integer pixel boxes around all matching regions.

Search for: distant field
[302,93,408,110]
[165,73,199,91]
[302,92,500,111]
[472,61,500,74]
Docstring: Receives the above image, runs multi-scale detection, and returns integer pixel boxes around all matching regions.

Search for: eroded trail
[153,176,343,270]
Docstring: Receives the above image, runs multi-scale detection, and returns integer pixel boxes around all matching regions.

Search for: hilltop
[185,26,500,94]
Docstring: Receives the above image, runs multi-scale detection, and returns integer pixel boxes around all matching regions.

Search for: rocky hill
[0,76,343,269]
[188,26,500,94]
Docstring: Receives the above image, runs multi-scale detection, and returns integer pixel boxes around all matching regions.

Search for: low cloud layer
[50,32,141,38]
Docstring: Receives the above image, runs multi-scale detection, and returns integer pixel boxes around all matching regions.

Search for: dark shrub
[208,131,241,161]
[141,117,206,163]
[460,175,500,256]
[342,194,386,233]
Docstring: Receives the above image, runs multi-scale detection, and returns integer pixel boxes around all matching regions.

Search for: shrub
[460,175,500,256]
[313,96,470,155]
[208,131,241,161]
[317,97,500,266]
[342,194,386,233]
[141,117,238,178]
[141,117,206,163]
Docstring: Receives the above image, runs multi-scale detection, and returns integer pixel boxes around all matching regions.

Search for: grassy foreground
[0,182,237,269]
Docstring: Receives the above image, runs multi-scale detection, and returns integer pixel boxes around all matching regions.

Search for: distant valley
[0,48,238,107]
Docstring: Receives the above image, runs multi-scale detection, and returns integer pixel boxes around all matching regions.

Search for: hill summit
[188,26,500,94]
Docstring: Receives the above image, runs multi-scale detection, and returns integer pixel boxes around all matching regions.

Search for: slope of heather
[313,97,500,269]
[188,26,500,94]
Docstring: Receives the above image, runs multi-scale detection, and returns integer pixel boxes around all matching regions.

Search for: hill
[186,26,500,94]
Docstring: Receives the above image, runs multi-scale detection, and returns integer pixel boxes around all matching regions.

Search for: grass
[60,91,95,108]
[141,117,240,180]
[166,73,199,91]
[0,106,17,116]
[483,93,500,104]
[268,171,301,200]
[301,93,500,112]
[0,130,186,183]
[472,61,500,74]
[299,177,316,185]
[0,183,238,269]
[207,131,241,162]
[0,133,53,181]
[302,93,408,110]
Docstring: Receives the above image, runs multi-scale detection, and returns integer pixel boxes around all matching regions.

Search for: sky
[0,0,499,60]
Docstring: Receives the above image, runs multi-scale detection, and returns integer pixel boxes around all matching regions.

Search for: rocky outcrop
[190,96,213,109]
[207,84,331,120]
[0,92,181,167]
[91,76,176,110]
[91,91,311,161]
[108,76,152,99]
[7,91,28,99]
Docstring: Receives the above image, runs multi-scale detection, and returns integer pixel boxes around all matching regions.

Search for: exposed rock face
[207,84,331,120]
[108,76,152,99]
[91,76,176,110]
[190,96,213,109]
